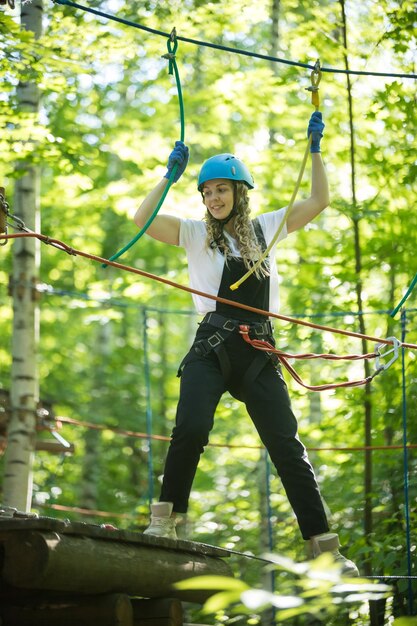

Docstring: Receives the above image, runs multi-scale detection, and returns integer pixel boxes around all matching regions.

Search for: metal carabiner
[0,190,9,246]
[161,27,178,75]
[306,59,322,110]
[375,337,401,372]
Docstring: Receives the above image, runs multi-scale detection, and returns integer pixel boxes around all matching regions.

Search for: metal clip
[306,59,321,110]
[0,189,9,245]
[375,337,401,372]
[162,27,178,75]
[8,213,26,231]
[306,59,322,92]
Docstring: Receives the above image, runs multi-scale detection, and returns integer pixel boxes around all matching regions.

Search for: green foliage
[1,0,417,622]
[393,619,417,626]
[176,554,391,623]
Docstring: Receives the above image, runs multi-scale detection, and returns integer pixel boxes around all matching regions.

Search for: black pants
[160,325,329,540]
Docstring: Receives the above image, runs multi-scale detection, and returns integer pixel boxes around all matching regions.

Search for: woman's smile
[202,178,234,219]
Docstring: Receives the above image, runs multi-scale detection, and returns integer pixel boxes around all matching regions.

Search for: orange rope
[38,502,133,519]
[239,327,381,391]
[2,230,417,350]
[57,416,417,453]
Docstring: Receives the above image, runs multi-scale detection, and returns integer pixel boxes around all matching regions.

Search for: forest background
[0,0,416,623]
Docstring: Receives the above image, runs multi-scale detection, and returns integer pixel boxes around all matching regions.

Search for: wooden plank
[1,530,233,603]
[35,440,75,454]
[0,593,133,626]
[0,516,230,559]
[133,620,178,626]
[131,598,182,623]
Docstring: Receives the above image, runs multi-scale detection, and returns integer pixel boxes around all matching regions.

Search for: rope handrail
[52,0,417,80]
[27,283,417,318]
[2,230,417,350]
[103,32,185,265]
[391,272,417,318]
[56,416,417,453]
[231,62,321,290]
[239,327,385,391]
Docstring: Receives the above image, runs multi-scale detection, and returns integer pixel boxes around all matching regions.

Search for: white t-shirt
[179,208,288,316]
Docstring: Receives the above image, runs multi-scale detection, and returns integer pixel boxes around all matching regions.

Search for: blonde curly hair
[203,181,269,279]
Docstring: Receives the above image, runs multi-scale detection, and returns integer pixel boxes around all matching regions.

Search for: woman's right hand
[164,141,189,183]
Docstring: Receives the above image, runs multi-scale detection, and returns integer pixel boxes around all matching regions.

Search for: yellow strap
[230,60,321,292]
[308,60,322,111]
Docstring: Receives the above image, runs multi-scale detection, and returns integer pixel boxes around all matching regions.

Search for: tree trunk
[268,0,280,146]
[1,596,183,626]
[80,318,112,518]
[257,451,276,626]
[3,0,43,512]
[1,528,233,603]
[339,0,375,595]
[1,593,134,626]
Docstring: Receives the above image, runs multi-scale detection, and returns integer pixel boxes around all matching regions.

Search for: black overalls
[160,222,329,540]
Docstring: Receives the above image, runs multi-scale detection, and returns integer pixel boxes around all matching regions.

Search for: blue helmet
[197,153,254,190]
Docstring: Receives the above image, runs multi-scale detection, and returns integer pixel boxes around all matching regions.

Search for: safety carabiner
[0,189,9,246]
[161,27,178,75]
[375,337,401,372]
[306,59,321,110]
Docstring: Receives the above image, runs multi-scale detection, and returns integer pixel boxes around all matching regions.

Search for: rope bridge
[2,230,415,391]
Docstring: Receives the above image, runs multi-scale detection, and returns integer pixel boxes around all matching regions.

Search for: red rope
[57,415,417,453]
[38,502,133,519]
[2,230,417,350]
[239,326,380,391]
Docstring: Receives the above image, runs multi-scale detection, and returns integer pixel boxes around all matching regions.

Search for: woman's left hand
[308,111,325,153]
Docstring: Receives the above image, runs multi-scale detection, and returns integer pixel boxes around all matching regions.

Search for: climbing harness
[230,60,322,291]
[179,218,271,380]
[238,324,400,391]
[178,312,274,383]
[103,28,185,267]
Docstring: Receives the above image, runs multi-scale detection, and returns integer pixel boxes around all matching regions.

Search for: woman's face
[202,179,234,220]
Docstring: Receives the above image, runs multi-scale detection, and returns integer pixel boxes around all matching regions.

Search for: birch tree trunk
[2,0,43,511]
[80,319,112,518]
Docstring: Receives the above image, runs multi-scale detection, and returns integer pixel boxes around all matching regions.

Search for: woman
[135,112,358,576]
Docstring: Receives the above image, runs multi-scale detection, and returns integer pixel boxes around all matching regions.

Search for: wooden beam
[1,530,233,603]
[132,598,182,626]
[35,440,75,454]
[0,593,133,626]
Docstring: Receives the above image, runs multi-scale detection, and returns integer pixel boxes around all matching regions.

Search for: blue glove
[164,141,189,183]
[308,111,324,153]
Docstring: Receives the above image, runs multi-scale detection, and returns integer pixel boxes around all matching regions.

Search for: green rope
[103,34,185,268]
[391,272,417,317]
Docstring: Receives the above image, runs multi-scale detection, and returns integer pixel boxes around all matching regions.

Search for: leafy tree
[1,0,416,622]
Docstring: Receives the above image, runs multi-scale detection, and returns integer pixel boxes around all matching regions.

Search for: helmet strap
[215,206,236,225]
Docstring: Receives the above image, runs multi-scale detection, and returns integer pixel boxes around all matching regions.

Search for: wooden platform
[0,514,233,626]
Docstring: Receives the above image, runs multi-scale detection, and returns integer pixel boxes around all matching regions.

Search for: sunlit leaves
[176,554,390,622]
[1,0,417,620]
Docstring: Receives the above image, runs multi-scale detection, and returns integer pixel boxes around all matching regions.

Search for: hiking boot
[309,532,359,577]
[143,502,177,540]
